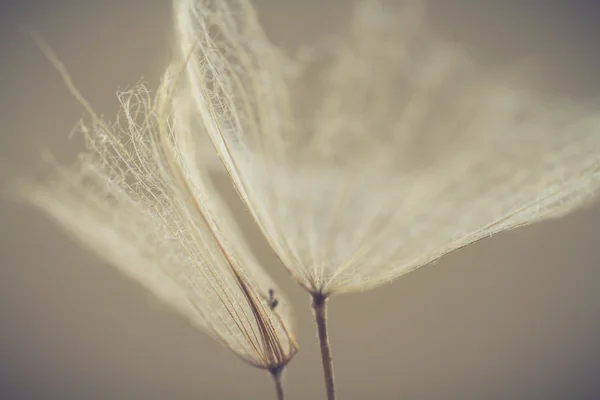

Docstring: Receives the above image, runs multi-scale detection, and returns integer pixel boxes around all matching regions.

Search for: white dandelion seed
[174,0,600,398]
[15,39,297,399]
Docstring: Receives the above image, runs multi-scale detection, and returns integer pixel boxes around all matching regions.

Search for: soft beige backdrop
[1,1,600,399]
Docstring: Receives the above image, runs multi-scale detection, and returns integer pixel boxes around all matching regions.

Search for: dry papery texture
[177,0,600,296]
[17,62,297,371]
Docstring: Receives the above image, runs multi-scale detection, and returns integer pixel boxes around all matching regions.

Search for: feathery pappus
[16,41,297,383]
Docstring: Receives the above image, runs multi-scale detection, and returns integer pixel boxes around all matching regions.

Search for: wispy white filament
[176,0,600,295]
[18,48,297,370]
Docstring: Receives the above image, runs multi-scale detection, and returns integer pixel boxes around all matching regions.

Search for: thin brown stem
[269,367,285,400]
[312,293,336,400]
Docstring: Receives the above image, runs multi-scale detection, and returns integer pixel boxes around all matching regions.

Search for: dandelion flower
[175,0,600,398]
[16,41,297,399]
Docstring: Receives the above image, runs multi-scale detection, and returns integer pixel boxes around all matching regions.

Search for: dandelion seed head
[177,0,600,295]
[16,48,297,370]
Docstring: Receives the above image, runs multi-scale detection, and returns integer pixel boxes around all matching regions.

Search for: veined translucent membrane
[18,60,297,369]
[176,0,600,295]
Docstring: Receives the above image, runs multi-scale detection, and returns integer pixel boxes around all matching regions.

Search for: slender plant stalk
[269,368,285,400]
[312,293,336,400]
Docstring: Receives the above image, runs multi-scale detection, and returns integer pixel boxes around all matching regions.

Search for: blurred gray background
[1,1,600,399]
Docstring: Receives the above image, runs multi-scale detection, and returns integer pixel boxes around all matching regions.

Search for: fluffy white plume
[17,49,297,370]
[176,0,600,295]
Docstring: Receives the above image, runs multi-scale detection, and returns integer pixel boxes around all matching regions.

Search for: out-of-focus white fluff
[176,0,600,295]
[17,56,297,370]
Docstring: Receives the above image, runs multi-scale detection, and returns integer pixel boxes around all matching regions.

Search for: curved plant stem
[270,368,285,400]
[312,293,336,400]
